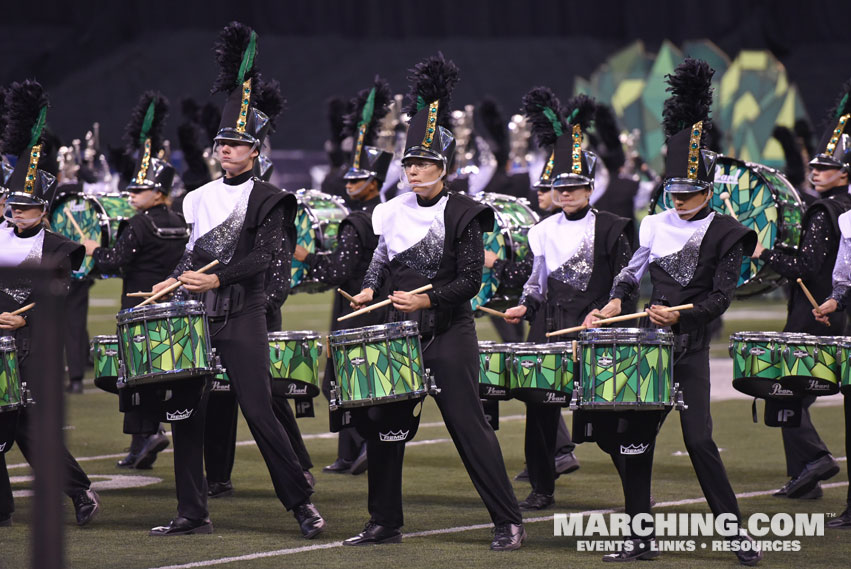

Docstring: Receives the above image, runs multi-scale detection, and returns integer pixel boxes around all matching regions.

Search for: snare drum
[269,331,322,398]
[471,193,539,311]
[50,191,136,279]
[508,342,574,405]
[91,334,120,394]
[778,333,840,396]
[839,338,851,395]
[290,189,350,292]
[0,337,23,413]
[329,321,427,408]
[728,331,789,398]
[576,328,675,409]
[116,300,220,387]
[478,341,512,400]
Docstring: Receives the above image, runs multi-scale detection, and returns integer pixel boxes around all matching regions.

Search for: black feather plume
[211,21,259,95]
[0,86,8,153]
[794,118,815,157]
[252,76,285,133]
[326,97,348,145]
[478,97,509,166]
[200,103,221,144]
[404,52,460,129]
[122,91,169,153]
[343,76,392,146]
[772,126,805,187]
[662,58,714,139]
[563,94,596,131]
[177,122,210,178]
[825,78,851,128]
[2,80,49,156]
[521,86,565,149]
[593,102,625,171]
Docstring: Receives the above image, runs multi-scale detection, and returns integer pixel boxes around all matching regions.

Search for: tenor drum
[471,192,539,311]
[0,337,23,413]
[778,333,840,396]
[728,331,792,398]
[50,191,136,279]
[116,300,221,387]
[268,331,322,398]
[576,328,676,410]
[91,334,121,394]
[478,341,512,400]
[508,342,575,405]
[328,321,427,408]
[290,189,350,293]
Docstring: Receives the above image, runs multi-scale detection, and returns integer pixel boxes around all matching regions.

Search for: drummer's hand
[351,289,374,309]
[814,298,837,325]
[389,290,431,313]
[82,239,99,256]
[293,245,309,262]
[647,304,679,327]
[179,271,220,293]
[484,250,498,269]
[583,299,621,327]
[0,312,26,330]
[750,242,766,259]
[503,305,527,324]
[151,278,178,297]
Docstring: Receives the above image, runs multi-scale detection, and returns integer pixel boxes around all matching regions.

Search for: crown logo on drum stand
[166,409,194,421]
[379,429,410,442]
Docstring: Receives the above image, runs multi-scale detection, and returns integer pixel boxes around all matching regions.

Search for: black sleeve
[676,241,743,332]
[304,223,364,286]
[91,225,141,274]
[264,227,293,311]
[426,218,484,308]
[492,256,533,288]
[169,248,194,279]
[217,205,284,287]
[759,210,831,280]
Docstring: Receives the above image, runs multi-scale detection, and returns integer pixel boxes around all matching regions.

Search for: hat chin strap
[399,164,447,190]
[664,191,711,216]
[346,176,373,198]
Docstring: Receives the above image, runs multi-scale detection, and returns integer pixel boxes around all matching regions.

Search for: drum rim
[730,331,785,340]
[268,331,321,341]
[117,300,207,323]
[0,336,16,349]
[330,320,420,342]
[91,334,119,343]
[509,343,575,355]
[579,327,674,343]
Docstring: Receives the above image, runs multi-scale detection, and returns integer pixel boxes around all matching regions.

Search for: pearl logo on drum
[769,383,795,397]
[286,383,309,395]
[545,392,568,403]
[486,386,506,396]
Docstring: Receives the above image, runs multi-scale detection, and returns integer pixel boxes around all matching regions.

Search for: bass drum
[650,156,803,297]
[471,193,539,311]
[50,190,136,279]
[289,189,350,293]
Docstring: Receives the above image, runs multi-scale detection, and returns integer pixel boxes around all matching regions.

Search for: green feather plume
[29,105,47,148]
[237,31,257,86]
[541,106,564,137]
[359,87,376,128]
[139,100,156,146]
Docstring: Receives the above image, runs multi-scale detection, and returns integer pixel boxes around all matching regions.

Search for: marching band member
[148,22,325,538]
[584,59,761,565]
[347,53,525,550]
[0,80,100,527]
[83,92,188,470]
[752,81,851,501]
[503,92,634,511]
[293,76,395,476]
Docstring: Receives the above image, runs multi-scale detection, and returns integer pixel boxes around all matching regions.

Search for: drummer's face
[671,189,709,220]
[215,142,258,176]
[556,185,591,214]
[536,187,553,210]
[129,189,162,211]
[403,159,443,195]
[9,204,45,230]
[811,166,847,190]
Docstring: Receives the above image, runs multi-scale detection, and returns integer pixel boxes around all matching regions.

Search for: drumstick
[137,260,220,307]
[337,284,434,322]
[546,304,695,338]
[10,303,35,316]
[476,305,509,318]
[126,291,155,298]
[336,288,357,303]
[797,278,830,327]
[63,205,86,239]
[719,192,737,219]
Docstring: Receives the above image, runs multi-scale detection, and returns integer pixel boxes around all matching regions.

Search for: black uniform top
[303,196,386,331]
[91,204,189,309]
[612,206,756,351]
[520,205,634,336]
[362,188,494,337]
[759,185,851,334]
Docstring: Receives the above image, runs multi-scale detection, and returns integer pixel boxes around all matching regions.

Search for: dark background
[1,0,849,155]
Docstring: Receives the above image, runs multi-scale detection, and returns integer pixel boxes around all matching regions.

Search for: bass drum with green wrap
[289,189,350,293]
[470,192,539,311]
[650,156,803,297]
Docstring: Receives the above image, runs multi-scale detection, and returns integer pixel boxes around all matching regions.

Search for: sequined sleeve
[677,241,743,332]
[264,228,292,311]
[760,210,832,280]
[612,233,634,276]
[610,245,650,301]
[428,218,484,307]
[518,255,545,319]
[362,235,389,292]
[216,205,284,288]
[492,256,533,288]
[91,225,141,274]
[830,236,851,307]
[169,247,194,279]
[305,224,364,286]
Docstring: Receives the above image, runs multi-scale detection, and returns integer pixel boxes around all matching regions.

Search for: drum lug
[329,386,339,411]
[425,369,441,396]
[673,384,687,411]
[569,389,580,411]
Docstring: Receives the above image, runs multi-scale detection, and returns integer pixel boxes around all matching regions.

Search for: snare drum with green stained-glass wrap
[290,189,350,292]
[778,333,840,396]
[478,341,512,400]
[0,337,22,413]
[268,331,321,398]
[508,342,574,406]
[729,331,787,398]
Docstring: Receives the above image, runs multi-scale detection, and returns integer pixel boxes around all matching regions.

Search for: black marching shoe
[322,458,353,474]
[293,502,325,539]
[785,454,840,499]
[343,521,402,546]
[490,522,526,551]
[555,451,580,476]
[134,431,170,469]
[117,434,146,468]
[730,533,763,566]
[72,489,100,526]
[518,491,554,511]
[773,479,822,499]
[349,444,368,475]
[149,516,213,536]
[513,467,530,482]
[207,480,234,499]
[827,505,851,529]
[602,538,659,562]
[0,512,11,527]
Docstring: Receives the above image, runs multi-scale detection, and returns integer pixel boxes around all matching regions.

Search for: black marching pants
[322,360,365,463]
[780,395,831,477]
[64,279,91,382]
[524,403,561,495]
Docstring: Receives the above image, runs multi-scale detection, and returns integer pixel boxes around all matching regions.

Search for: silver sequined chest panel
[193,187,250,265]
[548,214,596,292]
[652,213,714,286]
[0,231,44,303]
[392,215,446,279]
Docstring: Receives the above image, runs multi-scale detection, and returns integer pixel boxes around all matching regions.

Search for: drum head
[50,194,110,279]
[290,189,350,292]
